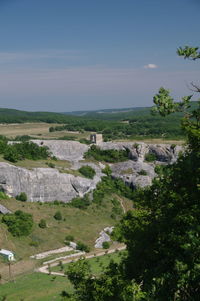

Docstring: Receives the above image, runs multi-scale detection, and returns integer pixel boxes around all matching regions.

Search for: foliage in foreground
[65,46,200,300]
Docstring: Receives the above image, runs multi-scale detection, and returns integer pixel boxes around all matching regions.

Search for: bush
[102,241,110,249]
[102,165,112,176]
[38,219,47,228]
[144,153,156,162]
[0,191,9,199]
[78,165,96,179]
[54,211,62,220]
[4,141,50,163]
[29,241,39,247]
[84,145,130,163]
[2,210,33,237]
[46,162,55,168]
[69,195,90,210]
[65,235,74,241]
[76,241,90,253]
[138,169,147,176]
[16,192,28,202]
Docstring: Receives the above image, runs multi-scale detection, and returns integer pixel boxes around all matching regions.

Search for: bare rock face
[99,142,182,163]
[111,160,156,188]
[95,227,114,249]
[32,140,89,161]
[0,141,182,203]
[99,142,183,189]
[0,162,100,202]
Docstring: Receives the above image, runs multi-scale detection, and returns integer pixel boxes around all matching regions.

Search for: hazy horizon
[0,0,199,112]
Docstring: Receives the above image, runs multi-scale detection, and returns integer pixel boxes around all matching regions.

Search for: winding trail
[37,245,126,276]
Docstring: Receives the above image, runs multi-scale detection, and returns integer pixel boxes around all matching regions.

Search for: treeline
[0,108,79,124]
[1,103,198,140]
[49,114,184,140]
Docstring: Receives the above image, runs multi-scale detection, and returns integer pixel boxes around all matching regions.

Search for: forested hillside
[0,102,198,140]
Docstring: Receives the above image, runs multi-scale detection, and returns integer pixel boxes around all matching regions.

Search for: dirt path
[37,245,126,276]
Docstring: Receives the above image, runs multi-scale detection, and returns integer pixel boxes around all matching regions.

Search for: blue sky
[0,0,199,111]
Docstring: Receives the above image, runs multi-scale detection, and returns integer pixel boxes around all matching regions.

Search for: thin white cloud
[0,50,81,64]
[144,63,158,69]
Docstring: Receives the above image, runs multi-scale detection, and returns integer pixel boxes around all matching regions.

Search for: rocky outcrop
[98,142,182,188]
[111,160,156,188]
[95,227,114,249]
[0,141,182,203]
[98,142,182,163]
[0,162,100,202]
[32,140,89,161]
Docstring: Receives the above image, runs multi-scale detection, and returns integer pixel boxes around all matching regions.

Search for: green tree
[66,46,200,300]
[16,192,28,202]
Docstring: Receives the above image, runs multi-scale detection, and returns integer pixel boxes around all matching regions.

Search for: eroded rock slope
[0,141,182,202]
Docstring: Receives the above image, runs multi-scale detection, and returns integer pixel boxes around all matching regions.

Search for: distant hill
[0,102,198,140]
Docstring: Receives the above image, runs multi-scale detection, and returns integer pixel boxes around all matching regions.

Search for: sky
[0,0,199,112]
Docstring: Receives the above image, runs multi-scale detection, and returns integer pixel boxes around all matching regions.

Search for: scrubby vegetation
[16,192,28,202]
[38,219,47,229]
[0,138,50,163]
[78,165,96,179]
[54,211,62,220]
[76,241,90,253]
[2,210,33,237]
[84,145,130,163]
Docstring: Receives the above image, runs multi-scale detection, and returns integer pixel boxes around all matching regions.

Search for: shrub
[2,210,33,237]
[138,169,147,176]
[144,153,156,162]
[29,241,39,247]
[65,235,74,241]
[84,145,130,163]
[16,192,28,202]
[38,219,47,228]
[76,241,90,253]
[4,141,50,162]
[69,195,90,210]
[0,191,9,199]
[78,165,96,179]
[102,241,110,249]
[46,162,55,168]
[102,165,112,176]
[54,211,62,220]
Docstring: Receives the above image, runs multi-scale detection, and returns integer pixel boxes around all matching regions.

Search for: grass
[0,122,91,141]
[0,251,125,300]
[120,168,134,175]
[0,272,72,301]
[53,250,124,275]
[0,197,118,280]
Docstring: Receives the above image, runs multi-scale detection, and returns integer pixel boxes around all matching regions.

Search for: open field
[0,272,72,301]
[0,123,90,140]
[0,194,126,281]
[0,123,185,144]
[52,249,124,274]
[0,251,124,301]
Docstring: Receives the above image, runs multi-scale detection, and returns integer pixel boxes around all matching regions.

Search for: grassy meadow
[0,251,124,301]
[0,122,90,140]
[0,194,129,281]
